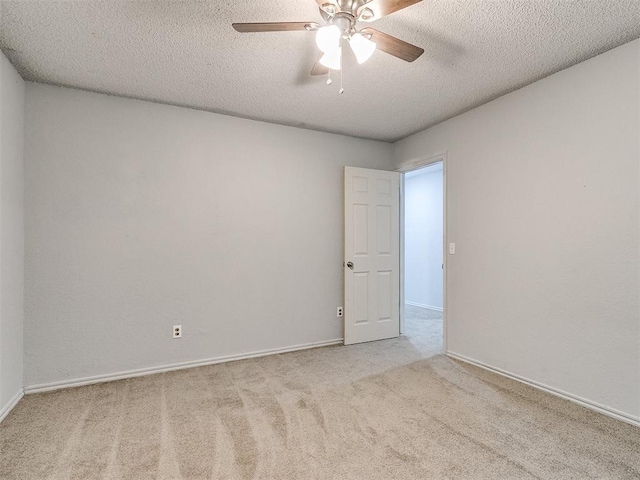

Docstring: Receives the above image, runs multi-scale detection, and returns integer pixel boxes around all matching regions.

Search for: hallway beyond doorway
[404,304,444,357]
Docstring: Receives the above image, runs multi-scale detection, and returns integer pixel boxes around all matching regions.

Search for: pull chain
[339,38,345,94]
[327,69,332,85]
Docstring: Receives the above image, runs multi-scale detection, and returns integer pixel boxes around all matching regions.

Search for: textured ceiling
[1,1,639,142]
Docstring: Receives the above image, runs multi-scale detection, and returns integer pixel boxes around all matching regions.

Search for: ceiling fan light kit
[232,0,425,93]
[316,24,342,52]
[349,32,376,64]
[320,47,342,70]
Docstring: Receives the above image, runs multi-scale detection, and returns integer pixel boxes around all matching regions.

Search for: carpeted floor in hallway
[1,306,639,479]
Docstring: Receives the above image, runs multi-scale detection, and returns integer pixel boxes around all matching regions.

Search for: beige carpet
[2,307,639,479]
[403,304,444,357]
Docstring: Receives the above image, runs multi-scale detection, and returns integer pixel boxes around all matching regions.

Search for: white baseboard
[405,301,443,312]
[447,351,640,428]
[25,338,344,394]
[0,389,24,423]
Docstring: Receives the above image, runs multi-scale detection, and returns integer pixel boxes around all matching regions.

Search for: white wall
[393,39,640,421]
[0,52,25,417]
[23,83,392,388]
[404,164,443,310]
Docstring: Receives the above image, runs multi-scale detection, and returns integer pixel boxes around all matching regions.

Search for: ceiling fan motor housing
[332,13,356,36]
[321,0,374,22]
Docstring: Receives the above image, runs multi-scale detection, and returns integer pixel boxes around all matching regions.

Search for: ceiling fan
[232,0,425,82]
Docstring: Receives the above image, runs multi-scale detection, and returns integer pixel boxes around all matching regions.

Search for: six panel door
[344,167,400,345]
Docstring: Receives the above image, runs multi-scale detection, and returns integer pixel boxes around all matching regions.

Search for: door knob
[346,261,354,270]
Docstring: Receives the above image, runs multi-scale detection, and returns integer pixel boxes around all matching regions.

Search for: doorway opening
[401,161,445,356]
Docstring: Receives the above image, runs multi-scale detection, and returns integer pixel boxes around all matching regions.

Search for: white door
[344,167,400,345]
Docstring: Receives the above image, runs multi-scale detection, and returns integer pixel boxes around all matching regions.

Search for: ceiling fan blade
[357,0,422,21]
[232,22,316,33]
[310,53,329,76]
[361,28,424,62]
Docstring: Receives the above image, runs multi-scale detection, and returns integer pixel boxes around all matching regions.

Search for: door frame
[396,153,448,352]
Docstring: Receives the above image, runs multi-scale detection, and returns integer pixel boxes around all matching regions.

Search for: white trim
[447,351,640,428]
[25,339,343,394]
[399,175,406,334]
[396,153,446,174]
[405,301,443,312]
[0,389,24,423]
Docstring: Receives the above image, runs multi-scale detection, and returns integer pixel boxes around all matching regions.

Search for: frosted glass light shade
[319,46,342,71]
[349,33,376,64]
[316,25,341,53]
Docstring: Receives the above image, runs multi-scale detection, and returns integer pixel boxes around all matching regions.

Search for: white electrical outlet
[173,325,182,338]
[337,307,344,317]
